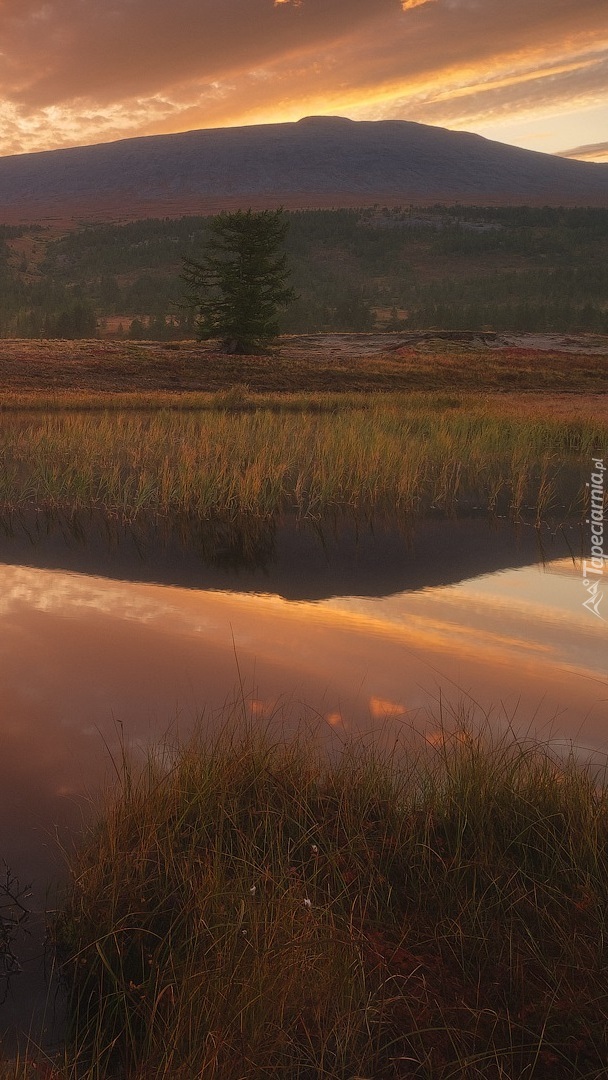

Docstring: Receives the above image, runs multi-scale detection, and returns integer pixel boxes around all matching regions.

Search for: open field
[6,716,608,1079]
[0,334,607,393]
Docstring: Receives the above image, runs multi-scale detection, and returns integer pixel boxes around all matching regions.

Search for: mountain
[1,116,607,223]
[0,512,575,602]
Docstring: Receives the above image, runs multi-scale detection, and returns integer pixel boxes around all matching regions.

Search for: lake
[0,510,606,1048]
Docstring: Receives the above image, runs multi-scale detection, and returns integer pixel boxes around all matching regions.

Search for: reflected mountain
[0,511,582,600]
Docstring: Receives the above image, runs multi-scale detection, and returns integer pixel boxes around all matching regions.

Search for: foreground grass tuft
[38,718,608,1078]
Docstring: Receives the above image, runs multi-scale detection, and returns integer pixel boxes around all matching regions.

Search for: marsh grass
[0,393,602,521]
[32,713,608,1079]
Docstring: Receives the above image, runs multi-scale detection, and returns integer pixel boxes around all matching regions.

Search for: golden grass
[0,392,603,521]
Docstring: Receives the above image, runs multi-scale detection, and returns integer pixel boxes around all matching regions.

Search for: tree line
[0,206,606,338]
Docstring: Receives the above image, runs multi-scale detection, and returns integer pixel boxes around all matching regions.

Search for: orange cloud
[0,0,606,156]
[557,141,608,163]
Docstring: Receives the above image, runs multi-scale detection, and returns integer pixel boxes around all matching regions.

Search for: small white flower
[303,898,312,909]
[311,845,318,854]
[249,885,256,895]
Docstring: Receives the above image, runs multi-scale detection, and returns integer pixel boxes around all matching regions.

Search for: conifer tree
[182,208,295,353]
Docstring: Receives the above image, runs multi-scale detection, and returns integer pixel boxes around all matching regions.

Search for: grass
[10,712,608,1079]
[0,392,604,522]
[0,338,607,392]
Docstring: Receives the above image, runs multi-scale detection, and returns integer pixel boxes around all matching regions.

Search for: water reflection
[0,509,583,598]
[0,536,605,854]
[0,515,605,1047]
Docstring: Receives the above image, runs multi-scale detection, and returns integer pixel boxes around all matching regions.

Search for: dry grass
[11,712,608,1079]
[0,392,602,521]
[0,338,607,393]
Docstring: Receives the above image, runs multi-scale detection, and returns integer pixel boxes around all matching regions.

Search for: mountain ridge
[1,116,607,223]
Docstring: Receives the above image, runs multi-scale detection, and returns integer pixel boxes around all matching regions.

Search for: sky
[0,0,606,161]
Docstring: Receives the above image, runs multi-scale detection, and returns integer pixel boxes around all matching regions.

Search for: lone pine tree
[182,208,296,353]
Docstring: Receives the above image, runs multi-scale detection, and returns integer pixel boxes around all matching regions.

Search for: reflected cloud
[369,696,408,719]
[0,564,175,622]
[1,550,607,924]
[0,554,605,754]
[326,558,607,688]
[325,711,348,730]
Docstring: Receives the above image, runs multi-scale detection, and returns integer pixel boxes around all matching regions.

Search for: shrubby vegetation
[0,206,607,338]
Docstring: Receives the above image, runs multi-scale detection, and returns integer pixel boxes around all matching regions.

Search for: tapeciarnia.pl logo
[582,457,606,621]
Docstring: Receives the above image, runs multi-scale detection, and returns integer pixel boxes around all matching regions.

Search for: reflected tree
[1,863,29,1003]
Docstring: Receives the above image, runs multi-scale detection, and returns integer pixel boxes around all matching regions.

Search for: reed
[0,393,602,521]
[19,711,607,1079]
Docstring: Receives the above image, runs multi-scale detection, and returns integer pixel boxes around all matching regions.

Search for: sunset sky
[0,0,606,161]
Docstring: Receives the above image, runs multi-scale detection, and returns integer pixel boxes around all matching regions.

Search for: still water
[0,512,606,1045]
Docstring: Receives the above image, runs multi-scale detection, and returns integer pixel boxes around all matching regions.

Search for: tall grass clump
[0,393,604,521]
[51,716,608,1079]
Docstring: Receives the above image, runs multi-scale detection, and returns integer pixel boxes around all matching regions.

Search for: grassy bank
[0,338,607,393]
[17,718,608,1079]
[0,392,604,521]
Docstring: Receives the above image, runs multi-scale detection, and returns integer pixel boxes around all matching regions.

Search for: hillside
[1,117,607,224]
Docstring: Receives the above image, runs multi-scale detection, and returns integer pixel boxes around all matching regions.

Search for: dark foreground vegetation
[1,205,608,339]
[0,869,29,1008]
[5,717,608,1079]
